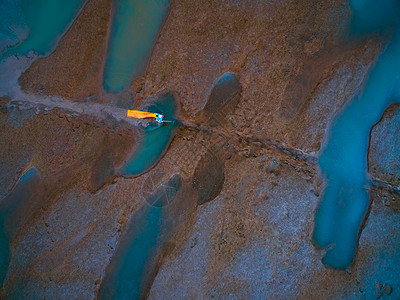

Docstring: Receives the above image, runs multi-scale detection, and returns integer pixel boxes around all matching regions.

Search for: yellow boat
[127,110,165,123]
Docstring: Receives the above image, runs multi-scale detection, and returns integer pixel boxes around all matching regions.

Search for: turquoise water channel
[0,0,85,57]
[98,206,162,300]
[103,0,170,92]
[98,174,181,299]
[120,93,178,177]
[313,0,400,269]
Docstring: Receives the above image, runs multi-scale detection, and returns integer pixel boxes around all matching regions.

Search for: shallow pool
[313,0,400,269]
[0,0,85,58]
[98,174,181,299]
[120,93,178,177]
[98,206,162,300]
[103,0,170,92]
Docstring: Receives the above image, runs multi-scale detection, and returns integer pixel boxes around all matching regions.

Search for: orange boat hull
[127,110,157,119]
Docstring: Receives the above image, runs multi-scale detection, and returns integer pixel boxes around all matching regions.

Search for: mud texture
[1,0,399,299]
[19,0,112,101]
[368,103,400,187]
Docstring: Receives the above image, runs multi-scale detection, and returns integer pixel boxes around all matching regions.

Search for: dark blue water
[0,0,85,58]
[98,174,181,299]
[98,206,162,300]
[0,0,26,53]
[349,0,400,37]
[313,0,400,269]
[103,0,170,92]
[0,167,40,285]
[120,94,178,177]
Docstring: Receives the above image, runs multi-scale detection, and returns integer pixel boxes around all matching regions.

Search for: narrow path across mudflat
[0,55,142,128]
[1,55,397,193]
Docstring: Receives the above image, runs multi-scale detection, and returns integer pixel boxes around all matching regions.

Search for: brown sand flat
[19,0,112,101]
[143,0,380,153]
[2,0,397,298]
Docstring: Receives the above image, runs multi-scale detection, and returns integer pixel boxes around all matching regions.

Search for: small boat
[127,110,167,124]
